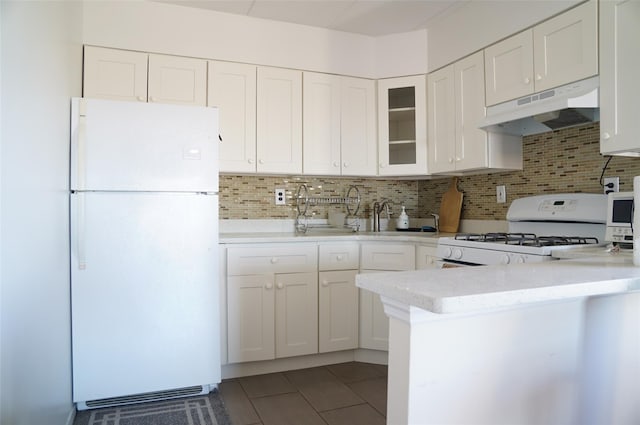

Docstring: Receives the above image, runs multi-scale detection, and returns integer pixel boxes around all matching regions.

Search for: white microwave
[605,191,634,244]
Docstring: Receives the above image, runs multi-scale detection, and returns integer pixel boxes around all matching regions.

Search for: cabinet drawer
[319,243,360,270]
[227,244,317,275]
[360,243,415,271]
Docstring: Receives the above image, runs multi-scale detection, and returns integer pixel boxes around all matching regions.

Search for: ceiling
[154,0,467,36]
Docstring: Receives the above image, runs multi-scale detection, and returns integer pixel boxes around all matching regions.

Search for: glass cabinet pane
[388,86,416,165]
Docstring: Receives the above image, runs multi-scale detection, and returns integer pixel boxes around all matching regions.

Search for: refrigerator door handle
[76,192,87,270]
[76,99,88,191]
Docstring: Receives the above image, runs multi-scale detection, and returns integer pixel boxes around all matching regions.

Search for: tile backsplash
[220,123,640,222]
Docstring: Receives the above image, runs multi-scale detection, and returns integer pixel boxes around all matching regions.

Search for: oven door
[436,259,483,268]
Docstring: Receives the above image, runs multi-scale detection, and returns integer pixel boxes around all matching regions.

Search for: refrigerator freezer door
[70,97,218,192]
[70,192,220,402]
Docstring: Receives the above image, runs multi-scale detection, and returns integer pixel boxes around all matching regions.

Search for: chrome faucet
[372,200,392,232]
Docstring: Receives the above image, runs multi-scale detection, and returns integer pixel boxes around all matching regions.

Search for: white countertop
[356,255,640,315]
[220,230,449,245]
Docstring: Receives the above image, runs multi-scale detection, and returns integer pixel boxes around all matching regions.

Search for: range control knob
[500,254,511,265]
[443,248,453,258]
[516,256,526,264]
[453,248,463,260]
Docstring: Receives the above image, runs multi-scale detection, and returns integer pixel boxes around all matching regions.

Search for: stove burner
[455,233,599,248]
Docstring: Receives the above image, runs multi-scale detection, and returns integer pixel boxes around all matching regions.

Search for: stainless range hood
[479,76,599,136]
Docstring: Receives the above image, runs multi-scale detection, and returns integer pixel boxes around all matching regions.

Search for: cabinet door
[275,272,318,358]
[533,0,598,92]
[227,274,275,363]
[484,31,534,106]
[359,270,389,351]
[427,65,456,174]
[319,270,359,353]
[454,51,488,171]
[416,245,440,269]
[257,66,303,174]
[341,77,377,176]
[378,75,427,176]
[209,61,257,173]
[148,54,207,106]
[303,72,341,175]
[600,0,640,156]
[83,46,148,102]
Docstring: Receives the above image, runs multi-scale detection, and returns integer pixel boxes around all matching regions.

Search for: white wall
[82,0,428,79]
[375,29,428,78]
[426,0,580,71]
[1,2,83,424]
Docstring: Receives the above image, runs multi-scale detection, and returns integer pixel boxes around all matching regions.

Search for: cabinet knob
[259,159,265,164]
[322,280,329,287]
[448,158,454,163]
[379,163,386,168]
[276,282,284,290]
[248,159,255,164]
[343,162,349,168]
[336,255,343,261]
[149,96,156,102]
[265,283,273,290]
[333,161,340,167]
[136,96,146,102]
[455,157,461,162]
[523,77,531,85]
[602,132,611,140]
[270,257,278,264]
[535,74,542,81]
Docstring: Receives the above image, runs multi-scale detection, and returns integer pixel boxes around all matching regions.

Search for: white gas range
[437,193,607,266]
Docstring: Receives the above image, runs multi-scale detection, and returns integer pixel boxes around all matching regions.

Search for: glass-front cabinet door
[377,75,427,176]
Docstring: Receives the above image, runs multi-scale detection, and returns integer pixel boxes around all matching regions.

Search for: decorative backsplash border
[220,123,640,222]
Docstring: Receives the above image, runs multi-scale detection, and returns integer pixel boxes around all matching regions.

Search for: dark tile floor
[219,362,388,425]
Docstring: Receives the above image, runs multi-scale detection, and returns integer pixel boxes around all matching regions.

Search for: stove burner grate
[455,233,599,247]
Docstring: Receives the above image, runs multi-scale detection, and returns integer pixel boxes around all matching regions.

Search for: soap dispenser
[397,206,409,230]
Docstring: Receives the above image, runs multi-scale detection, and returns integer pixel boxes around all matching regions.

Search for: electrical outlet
[275,188,286,205]
[604,177,619,194]
[496,185,506,204]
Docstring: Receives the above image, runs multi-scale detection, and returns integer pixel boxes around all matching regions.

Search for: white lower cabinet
[416,244,440,269]
[226,245,317,363]
[359,243,416,351]
[319,270,359,353]
[318,243,360,353]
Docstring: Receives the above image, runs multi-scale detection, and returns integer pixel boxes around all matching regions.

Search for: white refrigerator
[70,97,220,409]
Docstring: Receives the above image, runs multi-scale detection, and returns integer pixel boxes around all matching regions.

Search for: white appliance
[479,76,599,136]
[605,191,634,244]
[437,193,607,266]
[70,97,220,410]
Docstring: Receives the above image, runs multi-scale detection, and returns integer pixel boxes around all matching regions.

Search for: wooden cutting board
[439,177,463,233]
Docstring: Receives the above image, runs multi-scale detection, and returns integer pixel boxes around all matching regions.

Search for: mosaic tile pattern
[221,123,640,221]
[220,175,419,220]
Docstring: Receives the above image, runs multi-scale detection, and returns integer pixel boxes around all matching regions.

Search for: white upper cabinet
[377,75,427,176]
[303,73,377,176]
[83,46,207,107]
[340,77,377,176]
[256,66,303,174]
[83,46,148,102]
[429,51,522,174]
[484,31,534,107]
[485,0,598,106]
[208,61,257,173]
[303,72,342,175]
[599,0,640,156]
[532,0,598,92]
[147,54,207,106]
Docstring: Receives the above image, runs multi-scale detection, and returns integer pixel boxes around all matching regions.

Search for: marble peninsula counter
[356,255,640,425]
